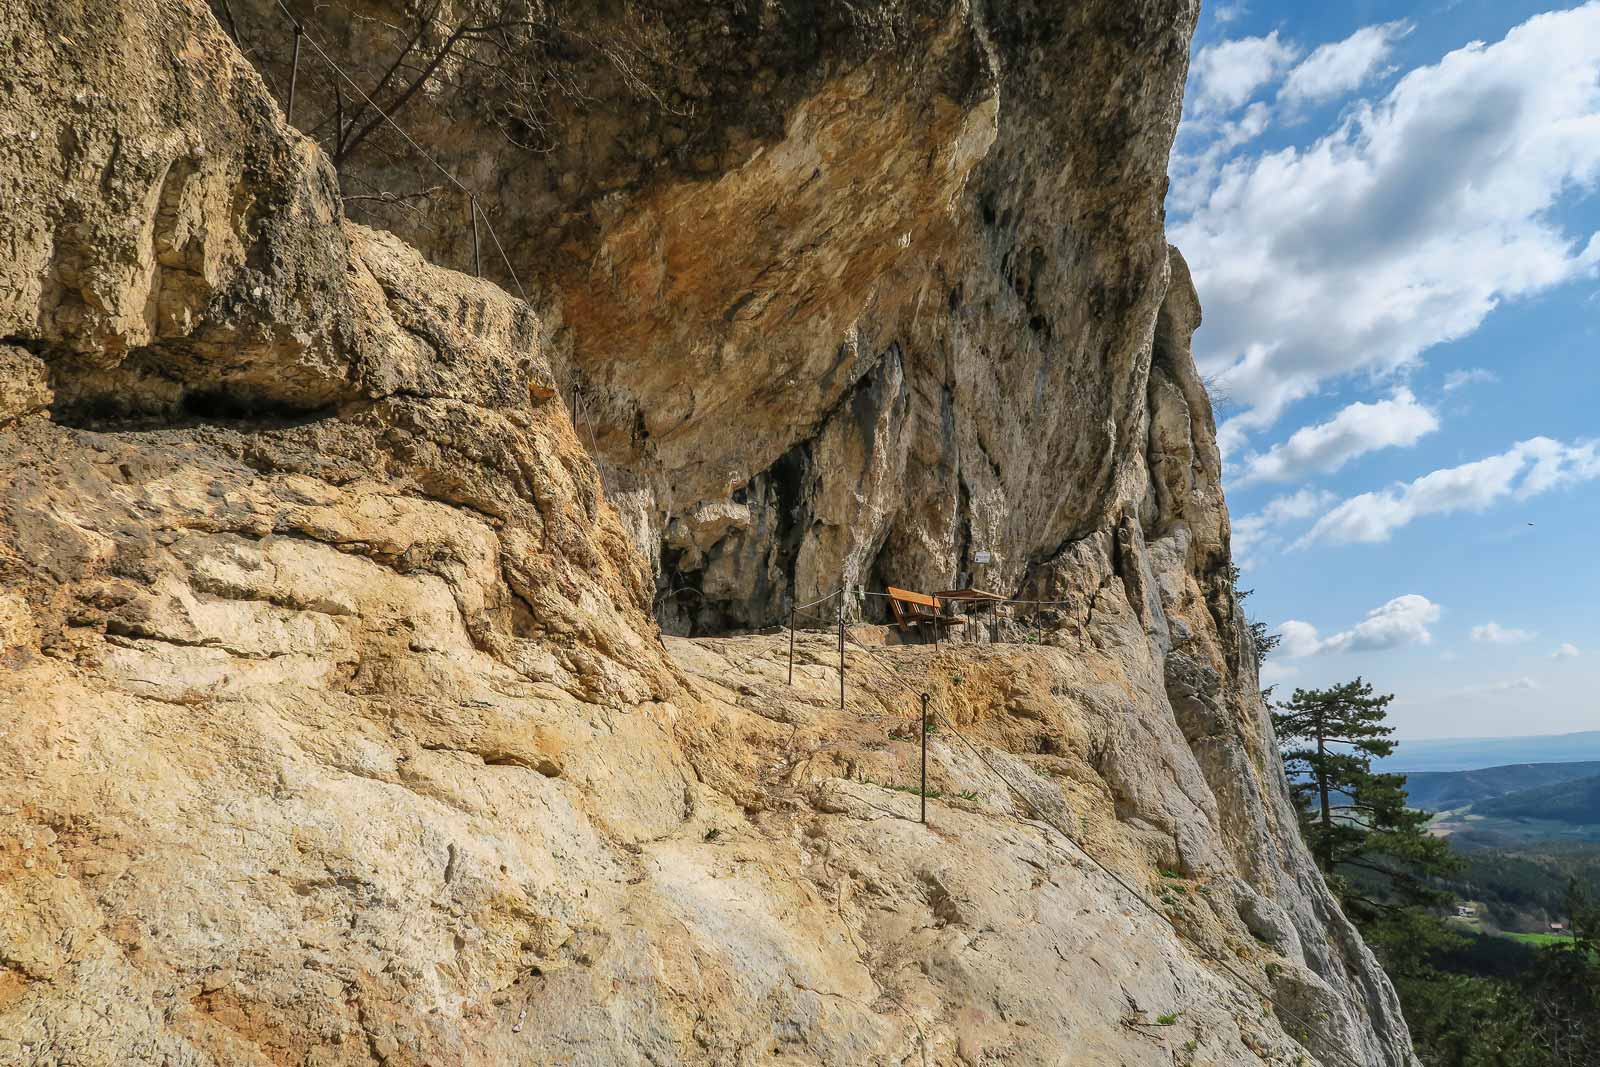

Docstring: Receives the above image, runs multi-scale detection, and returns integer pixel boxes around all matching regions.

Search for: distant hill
[1400,761,1600,812]
[1375,731,1600,773]
[1476,773,1600,824]
[1436,841,1600,930]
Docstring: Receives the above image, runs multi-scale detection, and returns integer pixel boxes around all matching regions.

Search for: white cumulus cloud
[1553,643,1582,659]
[1472,622,1536,644]
[1277,594,1442,657]
[1281,20,1412,106]
[1173,4,1600,447]
[1187,32,1301,117]
[1170,102,1275,216]
[1299,437,1600,546]
[1277,619,1326,658]
[1231,488,1337,564]
[1232,388,1437,483]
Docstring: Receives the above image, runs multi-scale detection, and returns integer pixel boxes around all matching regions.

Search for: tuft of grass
[1155,1012,1180,1026]
[956,789,980,801]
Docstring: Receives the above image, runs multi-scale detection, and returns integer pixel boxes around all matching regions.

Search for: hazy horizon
[1389,728,1600,744]
[1375,728,1600,772]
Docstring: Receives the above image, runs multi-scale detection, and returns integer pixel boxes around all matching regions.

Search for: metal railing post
[470,194,482,277]
[287,23,303,125]
[920,692,929,825]
[837,598,846,711]
[788,598,796,686]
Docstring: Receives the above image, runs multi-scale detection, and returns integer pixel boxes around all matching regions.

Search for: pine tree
[1271,677,1456,915]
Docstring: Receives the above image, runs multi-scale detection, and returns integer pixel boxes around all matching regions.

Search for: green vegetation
[1380,881,1600,1067]
[1477,773,1600,823]
[1425,810,1600,850]
[1356,861,1600,1067]
[1433,843,1600,931]
[1273,678,1600,1066]
[1154,1012,1180,1026]
[1507,932,1576,948]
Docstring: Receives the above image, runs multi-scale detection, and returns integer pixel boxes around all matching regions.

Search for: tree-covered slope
[1476,774,1600,824]
[1402,762,1600,812]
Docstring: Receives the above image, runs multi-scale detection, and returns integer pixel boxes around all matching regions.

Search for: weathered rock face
[1,1,1419,1066]
[217,0,1203,633]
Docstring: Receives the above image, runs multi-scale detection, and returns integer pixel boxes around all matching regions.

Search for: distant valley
[1360,731,1600,851]
[1377,757,1600,851]
[1401,761,1600,813]
[1318,741,1600,851]
[1369,750,1600,943]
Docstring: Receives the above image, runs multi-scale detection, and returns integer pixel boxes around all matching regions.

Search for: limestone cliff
[214,0,1209,633]
[0,1,1418,1065]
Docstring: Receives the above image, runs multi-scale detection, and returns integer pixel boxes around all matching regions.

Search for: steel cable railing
[270,0,528,302]
[832,628,1377,1067]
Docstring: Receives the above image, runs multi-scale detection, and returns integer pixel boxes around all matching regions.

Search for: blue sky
[1168,1,1600,739]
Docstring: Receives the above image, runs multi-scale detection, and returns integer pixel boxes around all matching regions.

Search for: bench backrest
[886,586,940,609]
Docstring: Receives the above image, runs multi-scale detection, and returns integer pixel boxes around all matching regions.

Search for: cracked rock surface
[0,1,1417,1065]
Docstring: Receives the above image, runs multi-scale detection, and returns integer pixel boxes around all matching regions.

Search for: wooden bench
[886,586,962,642]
